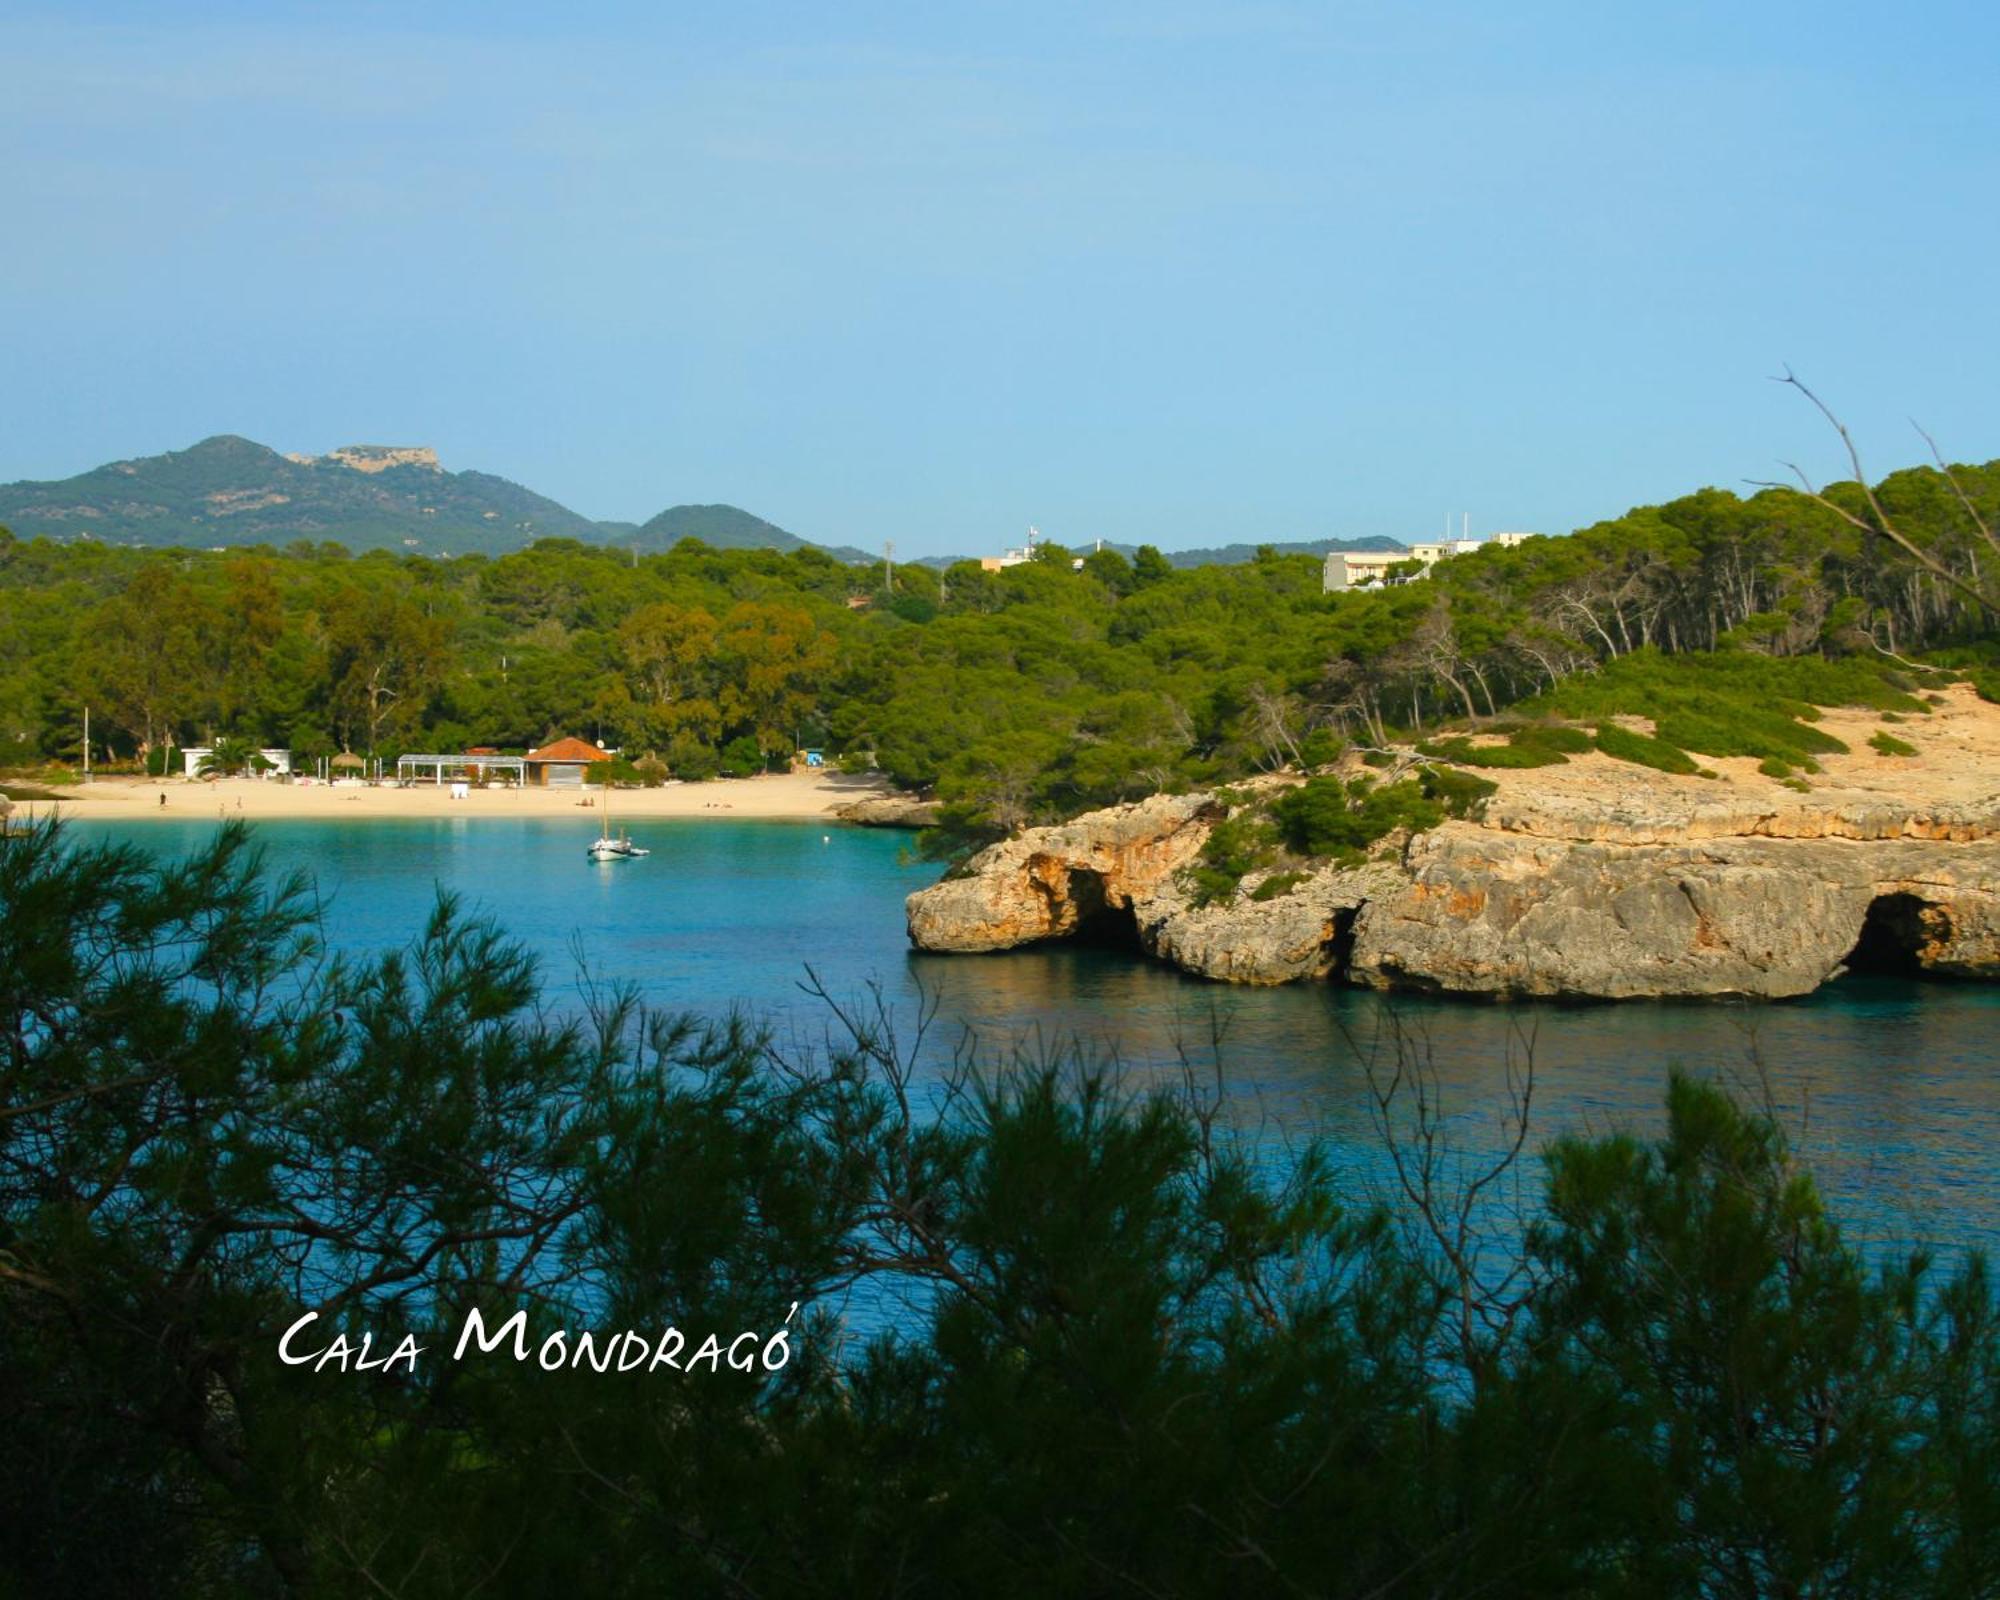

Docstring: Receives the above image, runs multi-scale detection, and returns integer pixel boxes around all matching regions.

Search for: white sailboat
[586,784,649,861]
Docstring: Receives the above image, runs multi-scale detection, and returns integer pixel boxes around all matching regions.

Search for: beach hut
[524,737,609,789]
[331,752,367,783]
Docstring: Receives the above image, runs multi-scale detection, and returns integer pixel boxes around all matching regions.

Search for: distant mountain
[0,435,612,556]
[0,436,1408,571]
[0,436,878,564]
[1151,535,1405,569]
[616,503,874,565]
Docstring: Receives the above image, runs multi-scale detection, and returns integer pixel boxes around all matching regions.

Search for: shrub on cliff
[1271,775,1442,860]
[1417,734,1568,768]
[1595,721,1702,774]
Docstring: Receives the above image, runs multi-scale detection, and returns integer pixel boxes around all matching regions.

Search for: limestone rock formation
[905,794,1219,953]
[904,689,2000,999]
[835,793,942,829]
[1135,862,1403,985]
[1347,826,2000,999]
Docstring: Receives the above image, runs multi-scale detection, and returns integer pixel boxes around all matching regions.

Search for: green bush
[1296,728,1346,768]
[585,756,645,786]
[1250,871,1308,901]
[1512,722,1593,753]
[1416,735,1567,769]
[665,735,721,782]
[1758,755,1793,779]
[1272,776,1441,859]
[717,734,767,778]
[1869,729,1918,757]
[1537,649,1920,765]
[1185,809,1280,904]
[1652,706,1847,762]
[1418,764,1499,816]
[1593,722,1700,775]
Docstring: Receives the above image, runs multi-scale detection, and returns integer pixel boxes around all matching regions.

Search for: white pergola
[394,753,527,785]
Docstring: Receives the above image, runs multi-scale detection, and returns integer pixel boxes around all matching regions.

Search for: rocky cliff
[835,794,942,829]
[905,686,2000,1000]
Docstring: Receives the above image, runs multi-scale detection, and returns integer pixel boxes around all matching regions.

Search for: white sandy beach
[15,768,899,823]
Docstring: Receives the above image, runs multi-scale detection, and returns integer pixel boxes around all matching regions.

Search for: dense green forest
[4,821,1996,1597]
[3,457,1997,842]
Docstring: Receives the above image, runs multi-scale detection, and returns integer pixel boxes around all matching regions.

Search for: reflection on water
[72,816,2000,1260]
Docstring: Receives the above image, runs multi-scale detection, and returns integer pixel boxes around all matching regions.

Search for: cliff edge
[905,684,2000,999]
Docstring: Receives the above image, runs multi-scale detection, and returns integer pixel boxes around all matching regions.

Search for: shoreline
[8,769,900,824]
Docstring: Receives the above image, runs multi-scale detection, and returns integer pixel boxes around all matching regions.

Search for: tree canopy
[2,820,1995,1595]
[3,458,1996,845]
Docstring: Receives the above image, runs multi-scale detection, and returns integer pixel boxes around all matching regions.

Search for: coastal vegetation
[4,819,1997,1597]
[1,455,1996,857]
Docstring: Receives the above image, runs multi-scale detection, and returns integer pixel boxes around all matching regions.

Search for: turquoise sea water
[70,816,2000,1263]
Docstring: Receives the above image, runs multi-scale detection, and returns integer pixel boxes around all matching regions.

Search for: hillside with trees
[0,435,864,562]
[2,455,1996,843]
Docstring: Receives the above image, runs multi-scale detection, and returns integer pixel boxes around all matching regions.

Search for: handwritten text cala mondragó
[278,1304,799,1375]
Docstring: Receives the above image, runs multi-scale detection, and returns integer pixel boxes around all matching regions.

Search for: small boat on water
[586,788,649,861]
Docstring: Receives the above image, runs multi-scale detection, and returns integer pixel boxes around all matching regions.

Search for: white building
[980,525,1056,572]
[181,747,294,777]
[1323,531,1542,594]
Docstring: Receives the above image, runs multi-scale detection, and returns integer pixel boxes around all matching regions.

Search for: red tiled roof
[525,737,610,764]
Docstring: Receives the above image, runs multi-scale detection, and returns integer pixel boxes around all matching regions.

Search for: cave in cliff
[1326,904,1362,980]
[1841,893,1938,979]
[1064,869,1144,952]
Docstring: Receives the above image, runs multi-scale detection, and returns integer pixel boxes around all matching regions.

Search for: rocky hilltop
[0,435,857,561]
[906,685,2000,999]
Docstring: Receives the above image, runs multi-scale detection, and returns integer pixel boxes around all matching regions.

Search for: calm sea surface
[71,816,2000,1264]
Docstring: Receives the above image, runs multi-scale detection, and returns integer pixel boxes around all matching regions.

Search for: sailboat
[586,784,649,861]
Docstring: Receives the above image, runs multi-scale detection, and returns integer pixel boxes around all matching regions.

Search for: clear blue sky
[3,1,1997,556]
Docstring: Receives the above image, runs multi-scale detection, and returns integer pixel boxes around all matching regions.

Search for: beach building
[524,736,610,789]
[180,746,294,778]
[395,750,528,787]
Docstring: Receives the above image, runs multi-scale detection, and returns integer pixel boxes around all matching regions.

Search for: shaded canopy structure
[524,737,610,788]
[395,753,526,785]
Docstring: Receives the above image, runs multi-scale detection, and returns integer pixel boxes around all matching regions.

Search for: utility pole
[82,704,90,782]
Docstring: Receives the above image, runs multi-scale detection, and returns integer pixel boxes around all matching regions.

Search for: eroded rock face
[904,728,2000,998]
[905,794,1220,953]
[1136,863,1402,985]
[1347,826,2000,998]
[836,794,941,829]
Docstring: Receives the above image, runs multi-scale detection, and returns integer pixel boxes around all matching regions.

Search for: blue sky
[3,1,1996,555]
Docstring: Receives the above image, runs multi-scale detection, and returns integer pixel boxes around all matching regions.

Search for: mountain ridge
[0,435,1408,568]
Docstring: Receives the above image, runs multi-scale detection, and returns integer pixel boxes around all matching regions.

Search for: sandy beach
[12,768,902,824]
